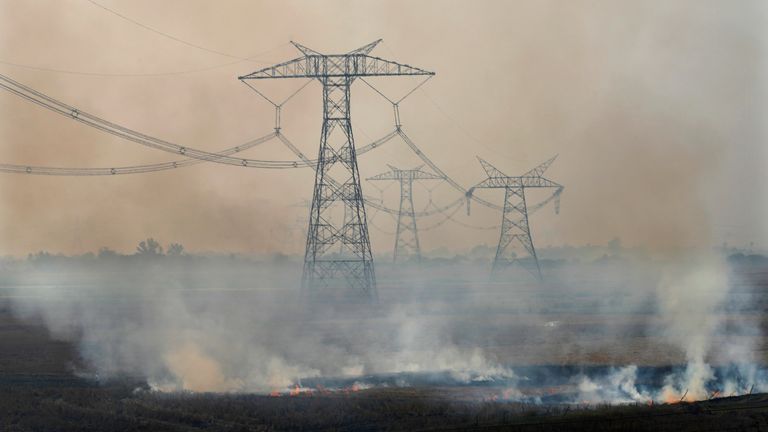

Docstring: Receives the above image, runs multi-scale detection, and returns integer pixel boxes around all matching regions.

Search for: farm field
[1,259,767,430]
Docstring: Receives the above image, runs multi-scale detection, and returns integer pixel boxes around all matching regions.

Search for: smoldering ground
[2,248,766,404]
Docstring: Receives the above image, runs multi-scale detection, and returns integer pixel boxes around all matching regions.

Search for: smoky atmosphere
[1,1,767,431]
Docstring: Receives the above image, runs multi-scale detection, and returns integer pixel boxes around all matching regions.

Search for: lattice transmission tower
[239,40,434,299]
[367,165,444,262]
[467,156,562,280]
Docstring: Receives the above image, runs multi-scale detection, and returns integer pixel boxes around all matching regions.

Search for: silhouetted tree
[98,247,119,259]
[608,237,622,254]
[27,251,53,263]
[136,238,163,256]
[167,243,185,256]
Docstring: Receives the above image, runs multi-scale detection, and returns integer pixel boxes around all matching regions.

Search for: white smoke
[5,260,513,393]
[654,256,729,401]
[571,255,766,405]
[575,365,651,404]
[5,254,766,402]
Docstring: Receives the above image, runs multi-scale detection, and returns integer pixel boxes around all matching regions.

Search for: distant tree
[28,251,53,263]
[98,247,119,258]
[468,244,493,259]
[167,243,185,256]
[271,252,290,264]
[136,238,163,256]
[608,237,622,254]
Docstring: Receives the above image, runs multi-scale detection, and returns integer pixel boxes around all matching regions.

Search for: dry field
[1,259,767,430]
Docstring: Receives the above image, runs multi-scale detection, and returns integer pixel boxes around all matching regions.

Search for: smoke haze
[0,0,765,256]
[0,0,766,408]
[4,250,766,403]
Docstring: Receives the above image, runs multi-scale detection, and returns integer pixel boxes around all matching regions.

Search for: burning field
[2,251,768,430]
[0,0,765,429]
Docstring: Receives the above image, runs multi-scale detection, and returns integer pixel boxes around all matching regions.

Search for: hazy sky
[0,0,765,256]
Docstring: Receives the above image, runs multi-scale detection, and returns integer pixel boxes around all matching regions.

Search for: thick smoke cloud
[4,251,765,403]
[6,259,520,393]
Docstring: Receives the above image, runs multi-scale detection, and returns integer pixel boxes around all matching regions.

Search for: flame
[661,388,692,404]
[342,382,365,394]
[286,384,314,397]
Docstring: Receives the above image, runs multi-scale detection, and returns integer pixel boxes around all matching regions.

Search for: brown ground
[0,303,82,375]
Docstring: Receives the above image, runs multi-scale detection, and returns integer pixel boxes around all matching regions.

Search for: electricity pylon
[467,156,562,280]
[239,40,434,300]
[367,165,444,262]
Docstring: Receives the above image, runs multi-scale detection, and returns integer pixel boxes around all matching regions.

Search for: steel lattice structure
[467,156,563,280]
[367,165,444,262]
[240,40,434,299]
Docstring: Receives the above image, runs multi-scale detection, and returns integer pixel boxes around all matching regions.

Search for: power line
[356,76,563,228]
[0,33,566,276]
[358,75,433,105]
[241,78,313,108]
[0,41,559,236]
[379,41,519,162]
[417,87,521,162]
[85,0,270,62]
[0,124,394,176]
[0,132,277,176]
[0,58,246,78]
[0,81,559,242]
[0,72,314,168]
[354,71,504,212]
[0,38,289,78]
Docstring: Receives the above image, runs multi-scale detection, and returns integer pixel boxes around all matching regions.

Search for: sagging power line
[0,38,565,289]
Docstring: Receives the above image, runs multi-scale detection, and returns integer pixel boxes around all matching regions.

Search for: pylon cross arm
[367,172,399,181]
[410,170,444,180]
[475,176,562,189]
[367,166,443,182]
[239,54,434,80]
